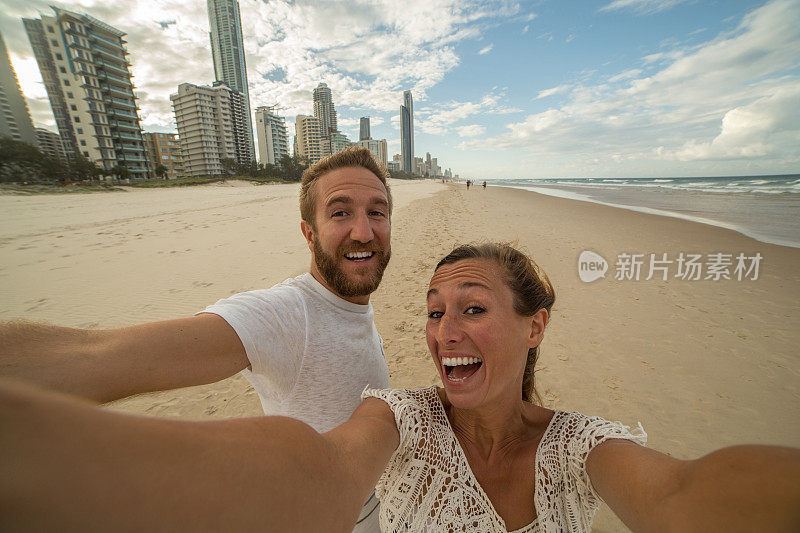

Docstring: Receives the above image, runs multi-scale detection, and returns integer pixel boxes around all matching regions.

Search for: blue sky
[2,0,798,178]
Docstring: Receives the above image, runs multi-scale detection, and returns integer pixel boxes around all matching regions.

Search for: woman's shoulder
[543,409,648,451]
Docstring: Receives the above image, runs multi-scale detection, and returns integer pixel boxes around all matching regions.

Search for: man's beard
[313,238,391,299]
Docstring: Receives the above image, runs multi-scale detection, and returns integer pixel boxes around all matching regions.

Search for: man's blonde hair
[299,146,392,226]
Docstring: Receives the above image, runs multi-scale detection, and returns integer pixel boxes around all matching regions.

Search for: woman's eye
[465,306,485,315]
[428,311,443,319]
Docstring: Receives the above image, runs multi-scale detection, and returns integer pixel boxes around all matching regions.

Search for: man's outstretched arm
[0,314,249,403]
[0,378,398,532]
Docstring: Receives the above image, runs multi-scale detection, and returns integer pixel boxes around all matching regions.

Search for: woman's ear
[528,308,549,348]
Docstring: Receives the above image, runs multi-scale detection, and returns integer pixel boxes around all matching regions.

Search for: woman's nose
[437,313,462,344]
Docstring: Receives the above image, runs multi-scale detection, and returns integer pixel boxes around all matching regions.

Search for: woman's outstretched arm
[587,438,800,532]
[0,378,399,532]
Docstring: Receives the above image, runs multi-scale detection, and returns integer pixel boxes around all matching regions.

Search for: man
[0,146,392,531]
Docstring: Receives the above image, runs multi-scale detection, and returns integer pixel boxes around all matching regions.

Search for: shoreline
[498,182,800,250]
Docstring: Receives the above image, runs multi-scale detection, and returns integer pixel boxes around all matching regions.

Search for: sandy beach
[1,179,798,531]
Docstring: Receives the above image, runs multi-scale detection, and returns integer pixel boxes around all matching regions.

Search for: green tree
[109,164,129,181]
[68,154,102,181]
[155,164,168,179]
[0,137,58,183]
[278,154,308,181]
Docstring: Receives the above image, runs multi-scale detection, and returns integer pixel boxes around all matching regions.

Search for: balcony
[89,32,124,50]
[119,154,147,162]
[92,46,127,64]
[108,121,139,132]
[114,132,143,142]
[95,59,129,76]
[107,97,137,109]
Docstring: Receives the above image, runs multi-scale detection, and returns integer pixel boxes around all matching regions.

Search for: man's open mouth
[441,356,483,383]
[344,251,375,262]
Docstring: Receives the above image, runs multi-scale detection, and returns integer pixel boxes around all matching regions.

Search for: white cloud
[535,84,570,99]
[461,0,800,175]
[478,43,493,55]
[417,91,520,135]
[456,124,486,137]
[599,0,687,15]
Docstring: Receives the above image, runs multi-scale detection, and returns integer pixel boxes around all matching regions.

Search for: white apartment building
[295,114,322,165]
[24,7,149,179]
[355,138,388,167]
[171,81,248,177]
[254,105,289,166]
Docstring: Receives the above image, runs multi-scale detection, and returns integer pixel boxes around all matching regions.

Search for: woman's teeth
[441,356,482,366]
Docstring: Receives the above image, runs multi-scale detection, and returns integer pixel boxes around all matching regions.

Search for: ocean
[492,175,800,249]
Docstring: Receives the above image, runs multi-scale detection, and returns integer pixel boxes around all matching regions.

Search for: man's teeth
[345,251,374,259]
[441,356,482,366]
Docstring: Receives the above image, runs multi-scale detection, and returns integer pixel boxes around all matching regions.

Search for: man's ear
[300,220,315,253]
[528,308,549,349]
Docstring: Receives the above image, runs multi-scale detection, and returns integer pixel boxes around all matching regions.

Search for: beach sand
[1,179,798,531]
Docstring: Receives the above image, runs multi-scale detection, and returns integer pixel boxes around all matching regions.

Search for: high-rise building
[295,114,322,165]
[400,90,414,172]
[0,32,37,146]
[171,81,248,177]
[355,138,387,167]
[254,105,289,166]
[207,0,254,161]
[312,82,337,136]
[143,132,182,179]
[34,127,67,161]
[330,131,351,154]
[359,117,370,141]
[24,7,150,178]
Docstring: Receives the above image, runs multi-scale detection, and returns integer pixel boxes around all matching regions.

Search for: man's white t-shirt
[200,273,391,433]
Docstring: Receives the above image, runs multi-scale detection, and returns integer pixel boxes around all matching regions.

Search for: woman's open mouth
[441,356,483,383]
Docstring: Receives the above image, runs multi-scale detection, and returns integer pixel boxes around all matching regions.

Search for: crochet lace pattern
[363,386,647,532]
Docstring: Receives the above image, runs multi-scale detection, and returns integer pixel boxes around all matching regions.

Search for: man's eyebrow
[325,195,388,208]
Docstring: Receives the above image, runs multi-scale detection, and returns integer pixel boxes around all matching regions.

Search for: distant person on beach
[2,243,799,532]
[0,146,393,531]
[482,180,487,189]
[466,179,471,189]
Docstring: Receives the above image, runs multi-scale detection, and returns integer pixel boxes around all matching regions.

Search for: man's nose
[349,211,374,243]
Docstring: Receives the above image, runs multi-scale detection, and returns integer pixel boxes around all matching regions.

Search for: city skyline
[1,0,798,179]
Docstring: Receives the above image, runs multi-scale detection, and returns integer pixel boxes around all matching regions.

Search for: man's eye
[428,311,443,319]
[370,210,386,217]
[332,210,347,217]
[465,306,485,315]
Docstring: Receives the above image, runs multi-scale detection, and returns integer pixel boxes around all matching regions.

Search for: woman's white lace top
[362,386,647,533]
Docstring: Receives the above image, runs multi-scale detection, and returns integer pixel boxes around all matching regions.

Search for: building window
[51,39,58,46]
[70,104,77,111]
[77,128,83,134]
[74,116,80,123]
[80,140,86,146]
[48,26,55,33]
[55,53,63,60]
[64,79,70,86]
[66,92,73,98]
[83,151,89,157]
[59,66,66,73]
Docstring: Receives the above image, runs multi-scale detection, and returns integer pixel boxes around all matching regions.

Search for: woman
[1,243,799,532]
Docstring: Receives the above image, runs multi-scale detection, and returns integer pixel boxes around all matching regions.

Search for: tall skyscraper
[400,90,414,173]
[24,7,149,178]
[207,0,254,160]
[254,105,289,165]
[359,117,370,141]
[313,82,337,136]
[0,32,37,146]
[171,81,249,177]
